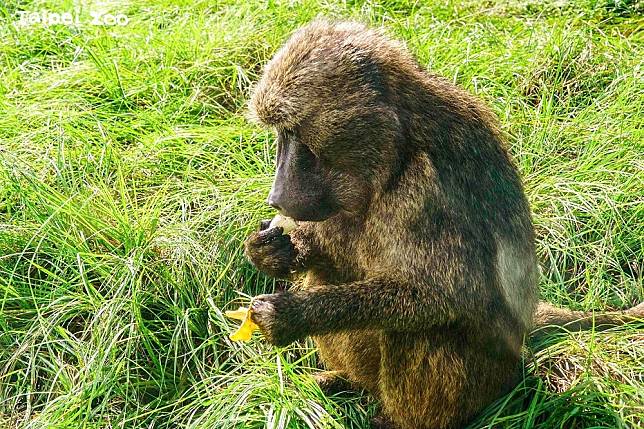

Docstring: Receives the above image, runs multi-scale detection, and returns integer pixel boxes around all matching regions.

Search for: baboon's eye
[300,141,319,160]
[300,141,326,166]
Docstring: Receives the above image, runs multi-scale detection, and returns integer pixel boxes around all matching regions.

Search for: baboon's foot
[370,414,397,429]
[312,371,354,394]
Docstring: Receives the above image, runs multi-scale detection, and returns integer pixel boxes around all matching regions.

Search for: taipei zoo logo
[14,9,129,27]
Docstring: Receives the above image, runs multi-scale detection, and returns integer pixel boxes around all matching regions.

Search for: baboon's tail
[531,301,644,337]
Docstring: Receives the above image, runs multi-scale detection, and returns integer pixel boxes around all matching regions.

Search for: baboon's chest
[311,223,369,282]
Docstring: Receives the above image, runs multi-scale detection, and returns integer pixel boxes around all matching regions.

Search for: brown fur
[243,20,644,429]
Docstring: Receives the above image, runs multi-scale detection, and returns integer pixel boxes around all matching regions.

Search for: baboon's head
[249,20,415,222]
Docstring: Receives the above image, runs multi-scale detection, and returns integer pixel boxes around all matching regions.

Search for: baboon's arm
[250,277,475,345]
[293,279,461,332]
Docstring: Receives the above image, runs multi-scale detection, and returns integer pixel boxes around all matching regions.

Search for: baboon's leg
[312,370,354,394]
[313,330,382,394]
[378,330,519,429]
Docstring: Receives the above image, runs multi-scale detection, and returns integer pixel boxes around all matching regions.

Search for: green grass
[0,0,642,427]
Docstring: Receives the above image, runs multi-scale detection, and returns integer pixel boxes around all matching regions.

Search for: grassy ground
[0,0,643,427]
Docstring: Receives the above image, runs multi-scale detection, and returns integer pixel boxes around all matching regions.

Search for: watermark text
[14,9,129,27]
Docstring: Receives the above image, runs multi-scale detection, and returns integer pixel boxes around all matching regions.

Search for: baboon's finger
[257,226,284,244]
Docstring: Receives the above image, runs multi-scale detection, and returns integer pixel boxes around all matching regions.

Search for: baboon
[243,20,644,429]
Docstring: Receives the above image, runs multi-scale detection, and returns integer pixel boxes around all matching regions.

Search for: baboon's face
[267,127,341,222]
[263,93,401,222]
[258,97,400,222]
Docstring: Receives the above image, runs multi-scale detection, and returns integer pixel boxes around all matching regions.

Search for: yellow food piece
[269,214,298,234]
[225,306,259,341]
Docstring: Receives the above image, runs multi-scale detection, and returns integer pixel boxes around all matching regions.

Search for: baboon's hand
[244,221,297,279]
[250,292,307,346]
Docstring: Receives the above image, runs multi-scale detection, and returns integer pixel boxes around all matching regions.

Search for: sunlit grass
[0,0,642,427]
